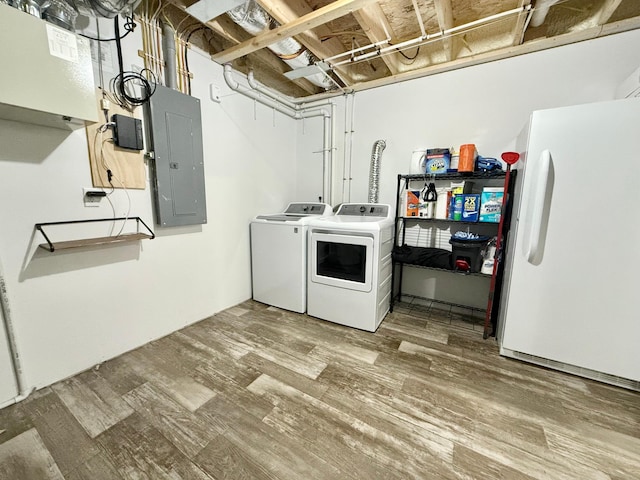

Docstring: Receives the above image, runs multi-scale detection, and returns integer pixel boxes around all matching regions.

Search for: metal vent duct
[227,0,331,89]
[368,140,386,203]
[72,0,140,18]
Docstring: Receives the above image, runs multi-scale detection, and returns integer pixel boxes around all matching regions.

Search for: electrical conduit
[163,22,178,90]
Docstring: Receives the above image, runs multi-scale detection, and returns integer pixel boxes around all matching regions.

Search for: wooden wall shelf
[35,217,155,252]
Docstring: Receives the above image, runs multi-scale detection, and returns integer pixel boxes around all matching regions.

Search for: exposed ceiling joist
[352,4,401,74]
[211,0,380,63]
[205,12,319,94]
[433,0,455,61]
[159,0,640,99]
[512,0,532,46]
[256,0,354,85]
[350,14,640,95]
[597,0,623,25]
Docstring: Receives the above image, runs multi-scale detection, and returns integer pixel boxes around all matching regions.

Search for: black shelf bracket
[35,217,155,253]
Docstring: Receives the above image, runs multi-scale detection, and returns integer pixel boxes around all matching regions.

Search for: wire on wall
[111,16,157,110]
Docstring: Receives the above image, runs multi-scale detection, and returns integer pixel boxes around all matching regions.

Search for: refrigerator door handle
[526,149,552,263]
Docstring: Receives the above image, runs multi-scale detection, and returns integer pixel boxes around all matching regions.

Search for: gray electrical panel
[146,85,207,227]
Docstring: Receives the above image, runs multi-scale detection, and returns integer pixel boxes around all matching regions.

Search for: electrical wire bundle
[111,16,157,109]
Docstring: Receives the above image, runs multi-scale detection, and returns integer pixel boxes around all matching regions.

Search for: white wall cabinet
[0,4,98,129]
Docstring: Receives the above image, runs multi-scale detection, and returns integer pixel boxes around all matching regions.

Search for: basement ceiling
[162,0,640,97]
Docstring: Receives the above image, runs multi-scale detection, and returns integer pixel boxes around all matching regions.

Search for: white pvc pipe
[223,64,334,203]
[163,22,178,90]
[530,0,560,27]
[332,5,530,67]
[247,70,298,110]
[0,255,33,406]
[223,65,298,117]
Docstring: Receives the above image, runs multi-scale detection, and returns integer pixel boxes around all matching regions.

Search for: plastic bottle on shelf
[481,237,497,275]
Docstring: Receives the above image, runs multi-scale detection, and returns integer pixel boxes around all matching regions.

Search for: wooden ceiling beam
[211,0,380,63]
[168,1,318,94]
[206,16,318,95]
[596,0,623,25]
[352,4,401,74]
[433,0,455,61]
[512,0,532,46]
[256,0,354,85]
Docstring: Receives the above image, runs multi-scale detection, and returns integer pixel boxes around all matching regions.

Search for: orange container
[458,144,477,172]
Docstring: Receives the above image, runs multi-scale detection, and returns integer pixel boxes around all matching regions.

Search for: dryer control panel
[337,204,390,217]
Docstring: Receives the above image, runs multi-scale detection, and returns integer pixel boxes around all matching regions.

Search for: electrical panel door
[146,85,207,227]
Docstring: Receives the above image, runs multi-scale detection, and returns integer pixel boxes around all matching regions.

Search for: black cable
[111,16,156,108]
[114,17,125,74]
[184,26,209,96]
[396,46,420,61]
[80,16,136,42]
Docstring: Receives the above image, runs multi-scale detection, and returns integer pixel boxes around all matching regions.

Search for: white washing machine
[307,203,394,332]
[250,202,332,313]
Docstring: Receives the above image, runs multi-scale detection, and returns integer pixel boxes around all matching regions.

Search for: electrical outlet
[210,84,221,103]
[83,187,104,207]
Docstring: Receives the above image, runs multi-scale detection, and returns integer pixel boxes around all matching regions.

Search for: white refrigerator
[498,98,640,390]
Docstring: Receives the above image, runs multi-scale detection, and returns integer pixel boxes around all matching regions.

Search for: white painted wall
[298,29,640,308]
[0,27,298,392]
[2,22,640,397]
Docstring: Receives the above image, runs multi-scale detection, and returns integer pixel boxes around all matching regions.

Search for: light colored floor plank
[123,382,217,459]
[52,371,134,438]
[0,429,64,480]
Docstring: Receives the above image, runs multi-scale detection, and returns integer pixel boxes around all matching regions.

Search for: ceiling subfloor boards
[153,0,640,98]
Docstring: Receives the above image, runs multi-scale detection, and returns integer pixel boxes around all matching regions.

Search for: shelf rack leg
[483,163,514,339]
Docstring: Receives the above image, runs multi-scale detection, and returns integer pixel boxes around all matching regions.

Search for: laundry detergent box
[425,148,451,175]
[406,190,420,216]
[461,194,481,222]
[480,187,504,223]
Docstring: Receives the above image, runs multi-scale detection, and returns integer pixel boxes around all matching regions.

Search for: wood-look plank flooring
[1,300,639,479]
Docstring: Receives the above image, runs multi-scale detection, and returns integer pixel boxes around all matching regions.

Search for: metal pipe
[163,22,178,90]
[0,255,33,407]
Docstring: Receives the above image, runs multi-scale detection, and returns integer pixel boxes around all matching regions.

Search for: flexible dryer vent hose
[368,140,386,203]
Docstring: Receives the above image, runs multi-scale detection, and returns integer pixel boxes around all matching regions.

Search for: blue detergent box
[461,194,480,222]
[480,188,504,223]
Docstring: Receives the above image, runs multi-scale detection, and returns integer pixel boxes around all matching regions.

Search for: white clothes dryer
[307,203,394,332]
[250,202,332,313]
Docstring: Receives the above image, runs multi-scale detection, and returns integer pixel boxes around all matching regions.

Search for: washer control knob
[359,206,366,213]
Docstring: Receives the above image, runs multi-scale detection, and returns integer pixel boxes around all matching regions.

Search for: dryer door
[310,232,374,293]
